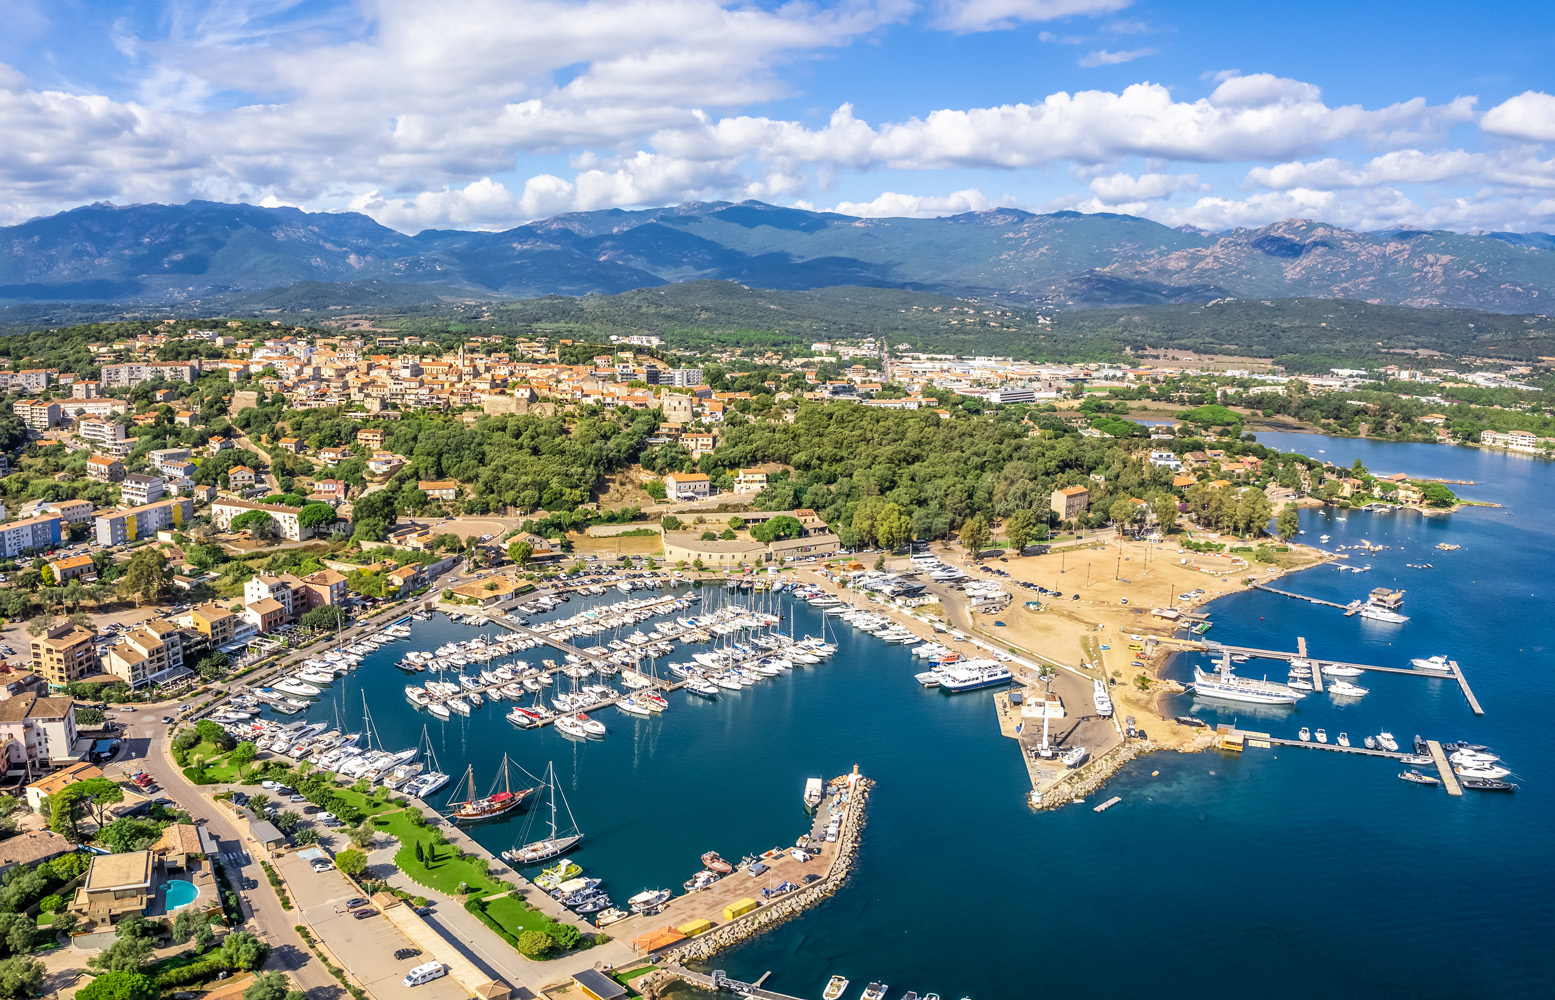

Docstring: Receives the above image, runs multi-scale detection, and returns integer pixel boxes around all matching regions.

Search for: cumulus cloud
[825,188,1005,217]
[1078,47,1157,67]
[1247,149,1555,191]
[1481,91,1555,143]
[1088,171,1206,202]
[934,0,1132,33]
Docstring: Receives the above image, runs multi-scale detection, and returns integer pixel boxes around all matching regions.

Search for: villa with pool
[69,823,221,929]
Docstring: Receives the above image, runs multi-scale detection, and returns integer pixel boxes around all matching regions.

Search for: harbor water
[291,432,1551,1000]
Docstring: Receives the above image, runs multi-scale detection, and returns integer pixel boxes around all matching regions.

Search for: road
[226,429,281,492]
[113,708,346,997]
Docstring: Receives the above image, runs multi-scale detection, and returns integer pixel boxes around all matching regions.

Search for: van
[402,963,446,987]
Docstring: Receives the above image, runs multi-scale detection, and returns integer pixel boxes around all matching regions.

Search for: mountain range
[1,199,1551,313]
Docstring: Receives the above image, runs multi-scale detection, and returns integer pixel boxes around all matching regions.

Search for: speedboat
[1459,777,1517,792]
[1399,753,1434,765]
[595,907,630,927]
[862,985,888,1000]
[1298,727,1311,742]
[1328,679,1369,698]
[1320,663,1364,677]
[1410,654,1451,672]
[824,976,850,1000]
[1375,732,1399,752]
[1337,733,1350,748]
[1315,729,1328,744]
[1398,770,1441,786]
[627,888,671,913]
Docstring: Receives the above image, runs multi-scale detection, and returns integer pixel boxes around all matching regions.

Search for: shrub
[516,930,554,959]
[153,959,233,989]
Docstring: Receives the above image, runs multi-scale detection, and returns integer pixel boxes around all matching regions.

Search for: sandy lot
[914,533,1327,747]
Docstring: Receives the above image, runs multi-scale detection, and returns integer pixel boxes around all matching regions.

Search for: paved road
[118,711,344,997]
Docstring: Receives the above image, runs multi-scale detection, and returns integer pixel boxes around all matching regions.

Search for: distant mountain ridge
[1,199,1551,312]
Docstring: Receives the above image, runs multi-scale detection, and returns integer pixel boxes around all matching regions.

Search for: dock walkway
[1426,739,1464,796]
[1203,642,1484,715]
[1249,582,1361,614]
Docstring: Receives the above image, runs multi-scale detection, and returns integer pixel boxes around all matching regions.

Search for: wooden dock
[1260,735,1403,758]
[1426,739,1463,796]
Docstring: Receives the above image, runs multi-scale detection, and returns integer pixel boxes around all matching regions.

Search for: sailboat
[449,754,538,822]
[403,726,449,797]
[501,762,584,864]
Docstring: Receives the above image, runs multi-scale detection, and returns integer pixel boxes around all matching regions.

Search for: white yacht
[1410,654,1452,672]
[1328,679,1369,698]
[1359,605,1409,624]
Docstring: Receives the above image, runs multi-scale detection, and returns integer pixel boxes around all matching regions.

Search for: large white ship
[937,659,1012,692]
[1192,663,1303,705]
[1358,605,1409,623]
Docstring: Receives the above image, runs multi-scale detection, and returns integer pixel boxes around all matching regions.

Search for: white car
[310,860,334,872]
[261,780,282,790]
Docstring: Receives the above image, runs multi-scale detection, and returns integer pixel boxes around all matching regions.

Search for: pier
[1249,582,1362,614]
[1202,642,1484,715]
[1426,739,1464,796]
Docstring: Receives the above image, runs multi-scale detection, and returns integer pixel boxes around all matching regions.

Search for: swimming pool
[163,879,200,910]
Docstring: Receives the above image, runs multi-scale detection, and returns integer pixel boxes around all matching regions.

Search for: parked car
[261,781,282,790]
[346,897,369,909]
[310,860,335,872]
[394,948,422,961]
[353,908,377,920]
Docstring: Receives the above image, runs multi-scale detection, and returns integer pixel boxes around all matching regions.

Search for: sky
[1,0,1552,234]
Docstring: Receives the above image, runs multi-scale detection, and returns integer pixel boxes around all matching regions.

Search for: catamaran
[449,755,537,822]
[501,762,585,864]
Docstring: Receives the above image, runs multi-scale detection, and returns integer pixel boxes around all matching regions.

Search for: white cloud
[1078,47,1157,67]
[1088,171,1205,202]
[1248,149,1555,191]
[934,0,1132,33]
[826,188,1004,217]
[1481,91,1555,143]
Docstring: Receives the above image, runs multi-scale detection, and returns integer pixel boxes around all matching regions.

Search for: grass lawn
[324,785,404,817]
[612,965,658,991]
[480,895,552,938]
[375,809,505,897]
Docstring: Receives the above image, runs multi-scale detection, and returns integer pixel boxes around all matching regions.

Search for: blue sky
[0,0,1551,233]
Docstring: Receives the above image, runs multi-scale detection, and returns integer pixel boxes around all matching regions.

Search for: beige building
[0,693,81,778]
[1051,485,1090,521]
[71,851,153,925]
[29,624,99,688]
[662,533,766,568]
[211,499,310,541]
[664,472,712,501]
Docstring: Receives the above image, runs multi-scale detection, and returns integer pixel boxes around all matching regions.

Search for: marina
[1199,642,1483,716]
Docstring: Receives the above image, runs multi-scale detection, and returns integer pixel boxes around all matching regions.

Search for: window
[113,888,141,899]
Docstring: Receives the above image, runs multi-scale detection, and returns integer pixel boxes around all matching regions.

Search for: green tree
[297,503,337,529]
[217,930,271,971]
[0,956,43,999]
[874,503,912,552]
[660,514,682,530]
[292,827,320,846]
[228,509,275,534]
[0,914,34,957]
[1004,509,1037,553]
[958,515,990,559]
[298,606,348,630]
[335,849,368,878]
[117,549,172,606]
[229,741,257,777]
[516,929,555,959]
[507,540,533,566]
[244,971,304,1000]
[1153,493,1180,534]
[89,936,155,973]
[1275,507,1300,540]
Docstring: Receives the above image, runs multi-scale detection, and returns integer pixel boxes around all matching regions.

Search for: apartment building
[93,498,193,547]
[119,474,166,507]
[299,569,348,608]
[30,623,99,688]
[99,360,199,386]
[664,472,712,501]
[244,574,302,618]
[103,621,195,688]
[211,500,310,541]
[0,515,62,559]
[71,380,100,399]
[1051,485,1091,521]
[148,447,191,474]
[77,418,125,444]
[61,398,129,419]
[12,400,61,431]
[46,554,94,583]
[0,694,80,777]
[86,455,126,483]
[419,480,458,500]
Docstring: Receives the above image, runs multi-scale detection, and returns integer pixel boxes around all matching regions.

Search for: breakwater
[657,777,874,968]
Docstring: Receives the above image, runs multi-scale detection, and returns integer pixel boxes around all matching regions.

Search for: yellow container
[677,918,714,937]
[722,897,760,920]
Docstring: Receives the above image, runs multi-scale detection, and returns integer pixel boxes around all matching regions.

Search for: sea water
[294,433,1552,999]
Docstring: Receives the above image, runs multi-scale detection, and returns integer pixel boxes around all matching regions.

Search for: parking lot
[274,850,468,1000]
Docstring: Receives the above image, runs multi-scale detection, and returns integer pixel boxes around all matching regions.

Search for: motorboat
[1320,663,1364,677]
[1454,763,1512,779]
[1314,728,1328,744]
[1399,753,1434,766]
[595,907,629,927]
[1328,679,1369,698]
[1298,727,1311,742]
[627,888,671,913]
[862,984,888,1000]
[701,851,734,874]
[1410,654,1452,672]
[1398,770,1441,786]
[1336,733,1350,748]
[824,976,850,1000]
[1375,732,1400,752]
[1459,777,1517,792]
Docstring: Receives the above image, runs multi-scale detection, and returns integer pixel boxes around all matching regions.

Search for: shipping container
[723,897,760,920]
[677,918,714,937]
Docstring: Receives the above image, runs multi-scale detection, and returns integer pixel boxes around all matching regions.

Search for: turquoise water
[290,434,1552,1000]
[163,879,200,909]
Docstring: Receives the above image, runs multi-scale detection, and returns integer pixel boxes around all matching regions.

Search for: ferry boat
[450,756,536,822]
[937,660,1012,692]
[1192,663,1302,705]
[824,977,850,1000]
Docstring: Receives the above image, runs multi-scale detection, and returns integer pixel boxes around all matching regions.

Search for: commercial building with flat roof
[0,514,61,559]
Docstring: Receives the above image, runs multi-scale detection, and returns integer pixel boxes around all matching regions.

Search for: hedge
[154,959,233,988]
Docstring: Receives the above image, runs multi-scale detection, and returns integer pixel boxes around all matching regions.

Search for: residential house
[356,427,385,448]
[385,564,424,597]
[309,479,349,503]
[23,761,106,814]
[419,480,458,501]
[207,436,233,454]
[47,554,95,583]
[226,465,256,490]
[70,851,153,926]
[366,450,402,477]
[664,472,712,501]
[276,437,301,454]
[734,469,768,492]
[240,598,287,634]
[319,447,350,466]
[0,830,72,877]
